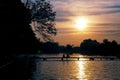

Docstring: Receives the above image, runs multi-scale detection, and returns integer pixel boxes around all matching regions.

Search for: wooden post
[61,58,63,61]
[43,58,47,61]
[89,58,94,61]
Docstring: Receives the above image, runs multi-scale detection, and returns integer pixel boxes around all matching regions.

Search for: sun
[75,17,89,30]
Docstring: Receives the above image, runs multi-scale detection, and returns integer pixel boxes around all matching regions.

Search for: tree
[0,0,57,55]
[64,44,73,53]
[0,0,40,54]
[80,39,99,51]
[25,0,56,42]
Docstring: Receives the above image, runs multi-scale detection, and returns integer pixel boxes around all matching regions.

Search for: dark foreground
[0,57,35,80]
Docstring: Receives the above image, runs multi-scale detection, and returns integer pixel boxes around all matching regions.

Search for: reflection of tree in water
[15,58,36,80]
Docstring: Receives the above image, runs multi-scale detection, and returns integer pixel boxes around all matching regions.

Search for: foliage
[64,45,73,53]
[80,39,120,56]
[0,0,40,54]
[25,0,56,42]
[80,39,99,51]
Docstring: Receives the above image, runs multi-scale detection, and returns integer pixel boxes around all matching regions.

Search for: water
[17,53,120,80]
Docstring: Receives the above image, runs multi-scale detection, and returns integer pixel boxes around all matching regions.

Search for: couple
[62,54,70,58]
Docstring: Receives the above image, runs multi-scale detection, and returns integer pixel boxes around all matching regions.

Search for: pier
[31,56,120,61]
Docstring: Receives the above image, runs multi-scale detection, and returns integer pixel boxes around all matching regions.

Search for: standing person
[66,54,70,58]
[62,54,66,58]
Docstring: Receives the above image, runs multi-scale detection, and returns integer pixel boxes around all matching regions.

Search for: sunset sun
[75,17,89,30]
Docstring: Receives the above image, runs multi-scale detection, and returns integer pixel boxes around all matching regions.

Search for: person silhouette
[66,54,70,58]
[62,54,66,58]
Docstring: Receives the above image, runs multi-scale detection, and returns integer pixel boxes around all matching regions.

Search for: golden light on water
[76,61,86,79]
[75,17,89,31]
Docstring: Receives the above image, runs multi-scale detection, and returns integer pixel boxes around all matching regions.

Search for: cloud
[90,5,120,15]
[55,10,74,17]
[86,30,120,37]
[57,28,76,34]
[56,18,70,22]
[57,27,120,35]
[91,23,120,27]
[51,0,120,17]
[87,30,120,33]
[57,22,120,35]
[52,0,120,36]
[84,9,120,16]
[104,5,120,8]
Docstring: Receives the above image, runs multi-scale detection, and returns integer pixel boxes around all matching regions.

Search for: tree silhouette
[0,0,40,55]
[64,44,73,53]
[80,39,99,52]
[0,0,57,55]
[79,39,120,56]
[25,0,56,42]
[40,42,59,53]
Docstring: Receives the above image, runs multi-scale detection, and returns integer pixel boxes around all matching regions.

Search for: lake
[16,53,120,80]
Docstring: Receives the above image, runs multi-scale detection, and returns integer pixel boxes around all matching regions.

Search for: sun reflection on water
[76,61,87,79]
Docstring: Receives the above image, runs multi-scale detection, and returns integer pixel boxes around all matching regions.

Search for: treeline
[79,39,120,56]
[38,42,73,53]
[39,39,120,56]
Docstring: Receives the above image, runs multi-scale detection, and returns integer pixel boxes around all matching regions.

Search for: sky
[22,0,120,46]
[48,0,120,46]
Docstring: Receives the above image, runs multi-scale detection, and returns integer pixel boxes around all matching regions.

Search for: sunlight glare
[75,17,89,30]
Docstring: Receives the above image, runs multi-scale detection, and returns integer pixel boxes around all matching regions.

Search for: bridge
[31,56,120,61]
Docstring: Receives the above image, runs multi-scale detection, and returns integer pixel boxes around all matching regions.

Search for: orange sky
[50,0,120,46]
